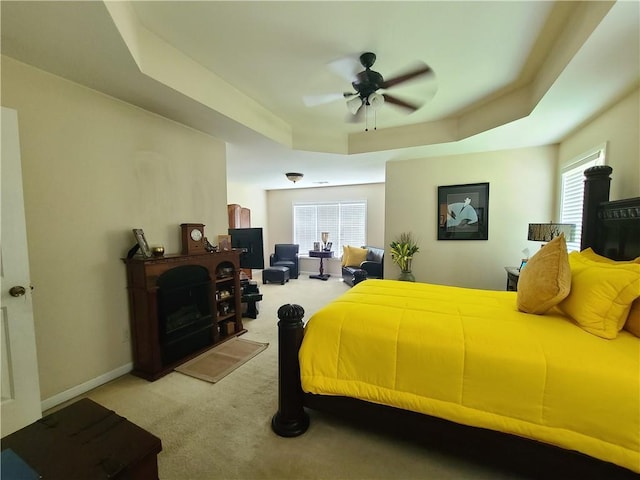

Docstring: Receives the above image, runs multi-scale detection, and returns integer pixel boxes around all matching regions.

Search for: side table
[309,250,333,281]
[504,266,520,291]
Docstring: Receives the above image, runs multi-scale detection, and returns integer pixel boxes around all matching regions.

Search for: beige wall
[266,183,385,276]
[385,85,640,290]
[558,86,640,201]
[1,57,229,403]
[385,146,558,290]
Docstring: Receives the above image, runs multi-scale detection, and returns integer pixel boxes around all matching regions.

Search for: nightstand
[504,267,520,291]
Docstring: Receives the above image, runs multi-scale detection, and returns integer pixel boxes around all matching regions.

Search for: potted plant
[389,232,419,281]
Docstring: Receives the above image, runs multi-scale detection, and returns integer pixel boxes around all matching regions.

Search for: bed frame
[271,166,640,477]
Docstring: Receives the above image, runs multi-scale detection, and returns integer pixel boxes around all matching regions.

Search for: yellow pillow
[579,247,640,264]
[517,234,571,314]
[578,248,640,337]
[558,252,640,339]
[341,245,350,267]
[342,245,367,268]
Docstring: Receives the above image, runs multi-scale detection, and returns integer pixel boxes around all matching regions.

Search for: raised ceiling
[2,1,638,189]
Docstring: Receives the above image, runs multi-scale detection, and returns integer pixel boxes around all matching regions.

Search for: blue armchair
[269,244,299,279]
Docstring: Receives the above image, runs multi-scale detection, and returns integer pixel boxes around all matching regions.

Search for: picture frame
[437,182,489,240]
[218,234,232,251]
[132,228,152,257]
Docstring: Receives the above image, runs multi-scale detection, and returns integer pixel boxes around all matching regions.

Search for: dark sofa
[342,245,384,287]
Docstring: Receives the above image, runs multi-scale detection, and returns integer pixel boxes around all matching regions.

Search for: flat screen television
[228,227,265,270]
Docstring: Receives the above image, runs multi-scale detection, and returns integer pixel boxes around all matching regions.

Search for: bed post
[271,304,310,437]
[581,165,612,251]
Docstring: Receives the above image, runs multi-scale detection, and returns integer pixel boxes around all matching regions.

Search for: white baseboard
[41,363,133,412]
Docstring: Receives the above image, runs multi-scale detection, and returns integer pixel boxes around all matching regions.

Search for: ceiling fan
[304,52,434,122]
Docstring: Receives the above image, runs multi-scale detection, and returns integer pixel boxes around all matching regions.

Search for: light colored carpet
[72,274,629,480]
[175,338,268,383]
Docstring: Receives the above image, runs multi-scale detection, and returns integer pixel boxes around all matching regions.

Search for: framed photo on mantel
[132,228,152,257]
[218,234,232,251]
[437,182,489,240]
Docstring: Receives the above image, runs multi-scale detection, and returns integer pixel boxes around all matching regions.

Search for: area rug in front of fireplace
[175,338,268,383]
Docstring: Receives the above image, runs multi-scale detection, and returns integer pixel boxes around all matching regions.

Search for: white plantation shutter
[293,201,366,253]
[560,148,605,252]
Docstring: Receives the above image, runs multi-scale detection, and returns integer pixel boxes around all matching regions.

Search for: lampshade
[367,92,385,110]
[346,95,363,115]
[527,223,574,242]
[285,172,304,183]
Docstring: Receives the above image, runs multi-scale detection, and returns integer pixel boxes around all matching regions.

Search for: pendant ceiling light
[285,172,304,183]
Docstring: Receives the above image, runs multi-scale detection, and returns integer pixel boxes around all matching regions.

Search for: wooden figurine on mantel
[204,237,217,253]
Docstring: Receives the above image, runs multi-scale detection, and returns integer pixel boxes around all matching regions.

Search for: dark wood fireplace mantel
[123,251,246,380]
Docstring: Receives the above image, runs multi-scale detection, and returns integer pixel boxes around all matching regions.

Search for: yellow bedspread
[299,279,640,472]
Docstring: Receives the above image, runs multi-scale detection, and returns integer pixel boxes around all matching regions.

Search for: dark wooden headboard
[581,166,640,261]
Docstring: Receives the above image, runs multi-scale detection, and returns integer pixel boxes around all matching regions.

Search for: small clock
[181,223,205,255]
[190,228,203,242]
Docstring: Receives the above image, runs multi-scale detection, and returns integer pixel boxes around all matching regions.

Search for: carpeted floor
[74,274,634,480]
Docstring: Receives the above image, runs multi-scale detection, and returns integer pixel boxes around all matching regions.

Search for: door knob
[9,286,27,297]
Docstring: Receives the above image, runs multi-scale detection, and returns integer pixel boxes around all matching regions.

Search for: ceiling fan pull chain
[365,103,369,132]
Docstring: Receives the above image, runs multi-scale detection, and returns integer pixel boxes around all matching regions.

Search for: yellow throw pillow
[517,234,571,314]
[558,252,640,339]
[341,245,350,267]
[577,248,640,337]
[343,245,368,268]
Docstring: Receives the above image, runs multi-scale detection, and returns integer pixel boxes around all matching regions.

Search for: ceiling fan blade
[327,56,361,82]
[381,64,432,89]
[383,93,421,112]
[303,93,347,107]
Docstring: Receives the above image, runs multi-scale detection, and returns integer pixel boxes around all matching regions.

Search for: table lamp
[527,223,574,246]
[321,232,329,251]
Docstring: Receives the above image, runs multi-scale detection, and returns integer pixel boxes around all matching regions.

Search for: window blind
[293,201,366,254]
[560,149,604,252]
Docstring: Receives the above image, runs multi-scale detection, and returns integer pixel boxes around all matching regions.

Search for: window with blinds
[293,201,366,254]
[560,147,605,252]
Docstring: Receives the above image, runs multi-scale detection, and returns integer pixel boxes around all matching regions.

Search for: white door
[1,107,42,436]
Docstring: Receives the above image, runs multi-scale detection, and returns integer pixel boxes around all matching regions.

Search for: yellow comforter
[300,280,640,472]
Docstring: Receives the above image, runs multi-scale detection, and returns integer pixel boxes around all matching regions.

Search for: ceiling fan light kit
[346,95,363,115]
[367,92,384,110]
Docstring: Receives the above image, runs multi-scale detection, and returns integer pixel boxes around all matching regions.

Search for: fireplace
[157,265,213,364]
[124,250,245,380]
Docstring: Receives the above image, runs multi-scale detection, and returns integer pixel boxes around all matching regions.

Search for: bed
[271,166,640,477]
